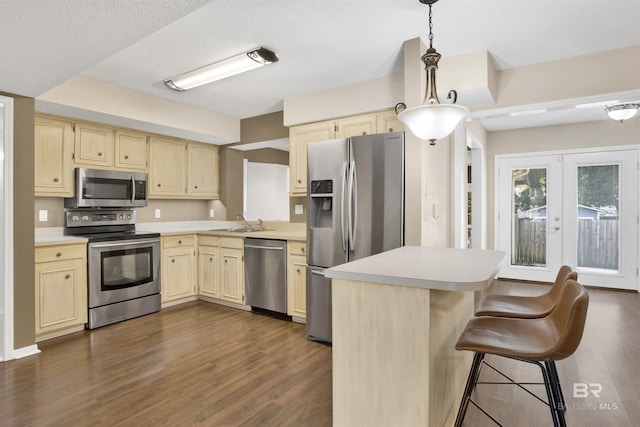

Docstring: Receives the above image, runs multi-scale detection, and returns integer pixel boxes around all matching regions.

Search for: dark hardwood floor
[0,280,638,426]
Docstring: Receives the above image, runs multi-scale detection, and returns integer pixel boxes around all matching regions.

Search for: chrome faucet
[236,214,251,230]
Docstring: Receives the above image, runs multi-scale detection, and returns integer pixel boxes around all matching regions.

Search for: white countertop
[35,227,88,247]
[36,221,306,246]
[325,246,506,291]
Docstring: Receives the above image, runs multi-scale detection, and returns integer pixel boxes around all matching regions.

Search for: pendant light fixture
[396,0,468,145]
[164,47,278,91]
[605,103,639,122]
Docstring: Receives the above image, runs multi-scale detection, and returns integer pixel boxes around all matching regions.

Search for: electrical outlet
[209,209,214,218]
[295,204,303,215]
[154,209,161,219]
[39,210,48,222]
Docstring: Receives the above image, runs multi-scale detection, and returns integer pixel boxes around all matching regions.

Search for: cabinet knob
[388,128,394,132]
[296,268,300,273]
[224,260,228,264]
[301,248,305,253]
[56,252,62,257]
[209,257,213,262]
[172,259,175,263]
[297,179,302,184]
[124,155,129,159]
[178,240,182,244]
[53,177,59,183]
[157,183,161,187]
[362,131,367,135]
[98,152,103,157]
[65,274,71,279]
[194,185,198,189]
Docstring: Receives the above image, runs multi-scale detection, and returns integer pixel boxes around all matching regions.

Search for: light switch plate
[294,204,303,215]
[209,209,214,218]
[38,210,48,222]
[154,209,161,219]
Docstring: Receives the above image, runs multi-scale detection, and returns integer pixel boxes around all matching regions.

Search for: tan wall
[243,148,288,165]
[220,112,291,220]
[239,111,288,144]
[3,93,36,350]
[485,118,640,249]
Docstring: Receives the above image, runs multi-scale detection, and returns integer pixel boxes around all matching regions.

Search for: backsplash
[35,198,227,227]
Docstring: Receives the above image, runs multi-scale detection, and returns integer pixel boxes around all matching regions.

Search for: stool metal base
[454,352,567,427]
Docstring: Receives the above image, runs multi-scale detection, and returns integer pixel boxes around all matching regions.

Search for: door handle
[310,270,326,277]
[340,161,348,253]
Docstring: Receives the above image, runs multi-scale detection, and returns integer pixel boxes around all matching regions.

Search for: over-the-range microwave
[64,168,149,208]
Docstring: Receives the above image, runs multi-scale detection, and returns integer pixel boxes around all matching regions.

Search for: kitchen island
[325,246,506,427]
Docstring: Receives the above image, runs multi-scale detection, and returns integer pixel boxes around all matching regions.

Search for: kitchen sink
[209,227,274,233]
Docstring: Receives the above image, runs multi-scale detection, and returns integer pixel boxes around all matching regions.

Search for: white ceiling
[1,0,639,136]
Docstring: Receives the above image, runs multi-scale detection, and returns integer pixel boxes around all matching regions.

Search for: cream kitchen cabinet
[149,136,188,197]
[149,137,219,199]
[34,115,74,197]
[187,143,219,199]
[197,236,221,299]
[161,235,196,303]
[287,242,307,321]
[289,120,335,196]
[219,238,245,305]
[376,110,405,134]
[74,122,115,168]
[35,243,87,341]
[289,109,399,196]
[334,114,377,138]
[115,129,148,171]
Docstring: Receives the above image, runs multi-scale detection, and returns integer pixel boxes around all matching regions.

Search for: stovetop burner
[63,208,158,242]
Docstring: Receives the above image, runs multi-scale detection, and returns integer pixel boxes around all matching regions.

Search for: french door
[496,149,638,290]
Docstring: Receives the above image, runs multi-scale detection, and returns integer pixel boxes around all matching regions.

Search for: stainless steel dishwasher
[244,238,288,314]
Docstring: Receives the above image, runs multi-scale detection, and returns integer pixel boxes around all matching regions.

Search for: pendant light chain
[428,3,434,49]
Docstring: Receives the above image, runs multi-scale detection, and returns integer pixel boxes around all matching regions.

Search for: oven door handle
[89,238,160,248]
[130,175,136,205]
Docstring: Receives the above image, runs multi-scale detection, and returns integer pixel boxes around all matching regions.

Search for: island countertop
[325,246,506,291]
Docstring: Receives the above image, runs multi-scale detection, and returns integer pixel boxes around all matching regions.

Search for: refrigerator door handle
[350,161,358,249]
[340,161,348,253]
[347,160,356,251]
[310,269,326,277]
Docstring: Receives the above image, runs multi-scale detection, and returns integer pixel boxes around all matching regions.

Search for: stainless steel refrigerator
[306,132,404,343]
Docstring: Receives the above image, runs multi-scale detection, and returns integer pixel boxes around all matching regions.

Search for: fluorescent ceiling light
[165,47,278,91]
[509,109,547,117]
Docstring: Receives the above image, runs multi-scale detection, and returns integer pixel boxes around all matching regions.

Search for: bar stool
[475,265,577,318]
[454,279,589,427]
[474,265,577,409]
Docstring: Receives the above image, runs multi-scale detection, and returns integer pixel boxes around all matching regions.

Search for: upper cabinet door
[289,120,335,196]
[335,114,377,138]
[376,110,405,134]
[187,143,219,198]
[35,116,74,196]
[149,136,187,197]
[115,129,148,171]
[74,122,114,168]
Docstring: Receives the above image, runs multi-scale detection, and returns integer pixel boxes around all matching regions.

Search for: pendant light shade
[398,103,468,142]
[397,0,467,145]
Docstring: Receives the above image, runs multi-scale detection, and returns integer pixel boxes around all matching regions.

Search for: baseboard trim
[12,344,40,360]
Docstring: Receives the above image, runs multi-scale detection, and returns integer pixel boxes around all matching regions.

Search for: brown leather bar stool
[476,265,577,318]
[454,279,589,427]
[474,265,577,409]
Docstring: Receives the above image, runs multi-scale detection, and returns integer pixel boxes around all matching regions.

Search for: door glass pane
[511,168,547,266]
[576,165,619,272]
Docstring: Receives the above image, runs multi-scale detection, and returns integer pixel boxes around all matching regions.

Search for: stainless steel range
[65,209,161,329]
